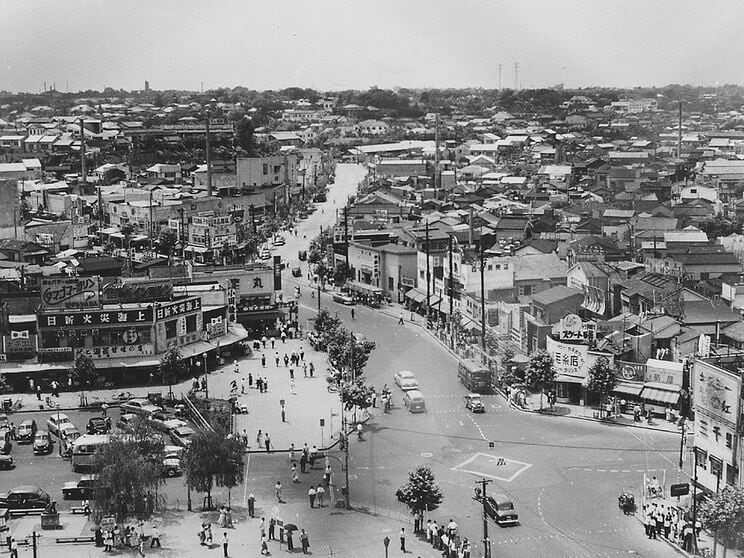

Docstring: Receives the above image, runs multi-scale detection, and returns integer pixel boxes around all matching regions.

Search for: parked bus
[458,359,493,393]
[71,434,111,472]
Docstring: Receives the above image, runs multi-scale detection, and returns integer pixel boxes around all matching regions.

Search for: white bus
[71,434,111,472]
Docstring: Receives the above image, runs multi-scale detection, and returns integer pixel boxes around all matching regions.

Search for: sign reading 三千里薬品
[39,307,154,328]
[41,277,101,310]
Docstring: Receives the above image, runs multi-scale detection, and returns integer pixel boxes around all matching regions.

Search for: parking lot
[0,407,191,511]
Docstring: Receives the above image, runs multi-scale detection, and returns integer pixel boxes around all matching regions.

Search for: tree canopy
[397,465,443,514]
[525,350,555,409]
[586,357,618,399]
[699,485,744,545]
[158,347,187,397]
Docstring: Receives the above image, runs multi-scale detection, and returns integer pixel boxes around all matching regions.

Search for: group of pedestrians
[422,518,470,558]
[643,501,698,552]
[259,515,311,554]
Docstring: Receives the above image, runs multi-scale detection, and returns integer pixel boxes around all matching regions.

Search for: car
[16,420,37,444]
[47,413,72,436]
[291,267,302,277]
[484,494,519,526]
[272,236,285,247]
[402,390,426,413]
[87,417,109,435]
[394,370,419,391]
[117,413,138,430]
[0,414,9,429]
[0,437,11,455]
[464,393,486,413]
[0,486,51,509]
[162,453,182,478]
[170,426,196,448]
[120,399,162,417]
[33,431,53,455]
[58,423,81,443]
[298,250,307,261]
[62,474,98,499]
[151,418,188,435]
[260,248,271,260]
[0,455,15,470]
[332,293,356,306]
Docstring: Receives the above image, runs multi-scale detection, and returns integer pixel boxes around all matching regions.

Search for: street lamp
[198,357,209,400]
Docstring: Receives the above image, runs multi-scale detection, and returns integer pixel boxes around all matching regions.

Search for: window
[273,165,281,174]
[726,432,733,449]
[262,164,268,174]
[699,419,708,437]
[503,264,509,270]
[165,320,177,339]
[388,277,394,290]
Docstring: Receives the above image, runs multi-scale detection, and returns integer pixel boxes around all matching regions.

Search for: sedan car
[16,420,37,444]
[0,486,51,509]
[484,494,519,526]
[33,431,53,455]
[332,293,356,306]
[464,393,486,413]
[394,370,419,391]
[291,267,302,277]
[120,399,162,417]
[86,417,109,435]
[170,426,195,448]
[0,455,15,470]
[59,423,81,443]
[62,475,98,500]
[47,413,71,436]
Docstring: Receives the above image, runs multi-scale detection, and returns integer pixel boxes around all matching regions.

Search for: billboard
[546,337,588,378]
[645,358,683,387]
[693,360,741,429]
[41,276,101,310]
[616,360,646,383]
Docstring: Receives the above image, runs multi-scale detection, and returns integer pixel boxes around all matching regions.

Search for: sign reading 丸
[41,277,101,310]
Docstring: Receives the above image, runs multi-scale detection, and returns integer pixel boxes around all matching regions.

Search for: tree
[121,223,136,272]
[340,379,374,412]
[699,485,744,558]
[333,261,352,285]
[183,430,245,510]
[72,352,97,406]
[158,226,178,271]
[524,350,554,410]
[327,329,376,380]
[91,432,165,523]
[158,347,187,399]
[234,116,257,156]
[312,309,343,351]
[396,466,443,516]
[586,357,617,416]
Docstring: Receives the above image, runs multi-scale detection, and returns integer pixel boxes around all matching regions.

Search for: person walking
[247,494,255,518]
[261,335,267,348]
[249,372,254,387]
[316,484,325,507]
[259,517,266,539]
[300,529,310,554]
[308,486,316,508]
[300,348,305,361]
[300,452,308,473]
[150,525,161,547]
[398,313,404,325]
[283,354,290,367]
[261,353,266,367]
[137,535,145,557]
[240,377,245,394]
[9,538,17,558]
[260,534,269,555]
[400,527,406,553]
[222,532,229,558]
[281,405,286,422]
[286,528,294,551]
[270,336,275,348]
[291,462,299,483]
[268,517,275,540]
[233,360,239,374]
[290,379,296,395]
[303,362,308,377]
[275,481,283,503]
[275,352,280,367]
[309,362,315,377]
[265,433,271,452]
[263,376,269,391]
[256,430,263,448]
[351,308,355,320]
[289,368,295,380]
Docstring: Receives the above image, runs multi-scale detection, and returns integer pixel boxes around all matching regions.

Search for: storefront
[640,359,683,415]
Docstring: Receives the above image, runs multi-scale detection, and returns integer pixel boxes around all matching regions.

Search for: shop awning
[405,288,426,303]
[554,374,585,385]
[613,381,644,397]
[640,383,680,404]
[429,296,442,307]
[460,316,480,331]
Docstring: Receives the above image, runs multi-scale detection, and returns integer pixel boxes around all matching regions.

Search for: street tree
[327,329,376,380]
[158,347,187,399]
[586,357,618,416]
[72,352,97,406]
[214,435,246,506]
[312,309,343,351]
[699,485,744,558]
[91,432,165,523]
[525,350,555,410]
[333,261,352,285]
[158,226,178,272]
[340,379,375,412]
[183,429,245,510]
[396,465,443,516]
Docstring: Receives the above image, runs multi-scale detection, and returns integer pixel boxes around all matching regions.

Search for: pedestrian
[260,535,269,555]
[263,376,268,391]
[36,384,42,401]
[259,517,266,539]
[300,529,310,554]
[284,354,290,367]
[289,443,296,463]
[309,362,314,377]
[275,481,283,503]
[275,352,280,366]
[222,532,228,557]
[265,433,271,452]
[308,485,316,508]
[268,517,275,540]
[300,348,305,361]
[270,336,275,348]
[426,520,432,544]
[206,524,213,545]
[292,462,299,483]
[398,313,404,325]
[233,360,239,374]
[281,406,286,422]
[300,452,308,473]
[137,536,145,557]
[281,331,287,344]
[257,377,263,393]
[303,362,308,377]
[261,335,267,348]
[400,527,406,552]
[256,430,263,447]
[9,538,17,558]
[286,528,294,551]
[247,494,255,518]
[261,353,266,367]
[240,377,245,394]
[218,506,226,528]
[242,429,248,447]
[316,484,325,507]
[290,379,296,395]
[289,368,295,380]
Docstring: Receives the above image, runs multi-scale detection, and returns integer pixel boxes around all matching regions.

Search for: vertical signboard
[273,255,282,291]
[693,360,741,429]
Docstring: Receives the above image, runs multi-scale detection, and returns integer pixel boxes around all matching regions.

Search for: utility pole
[448,235,454,344]
[425,220,431,320]
[79,118,87,184]
[317,282,321,313]
[205,114,212,197]
[342,412,350,509]
[480,239,486,352]
[434,113,440,196]
[343,206,349,267]
[476,479,492,558]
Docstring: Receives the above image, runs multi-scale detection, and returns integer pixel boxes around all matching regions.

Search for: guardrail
[181,395,214,433]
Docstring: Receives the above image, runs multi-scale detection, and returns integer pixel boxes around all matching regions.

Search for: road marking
[452,453,532,482]
[420,452,433,458]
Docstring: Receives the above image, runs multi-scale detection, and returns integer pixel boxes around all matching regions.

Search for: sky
[2,0,744,94]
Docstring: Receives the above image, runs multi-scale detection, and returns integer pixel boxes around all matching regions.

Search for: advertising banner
[154,297,201,321]
[546,337,588,378]
[616,360,646,383]
[273,255,282,291]
[693,360,741,429]
[74,344,155,360]
[41,277,101,310]
[40,307,153,328]
[645,358,683,387]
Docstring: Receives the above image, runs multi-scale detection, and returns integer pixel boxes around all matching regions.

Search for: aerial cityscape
[1,2,744,557]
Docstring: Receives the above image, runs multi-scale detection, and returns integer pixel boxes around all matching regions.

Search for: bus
[71,434,111,472]
[458,359,493,393]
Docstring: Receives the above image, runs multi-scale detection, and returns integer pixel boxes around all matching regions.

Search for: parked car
[291,267,302,277]
[87,417,109,435]
[62,474,98,499]
[47,414,72,436]
[0,486,51,509]
[260,248,271,260]
[0,455,15,470]
[394,371,419,391]
[332,293,356,306]
[151,418,188,435]
[272,236,285,247]
[120,399,162,417]
[33,431,53,455]
[0,437,11,455]
[16,420,37,444]
[464,393,486,413]
[170,426,196,448]
[484,494,519,525]
[117,413,138,430]
[162,453,182,478]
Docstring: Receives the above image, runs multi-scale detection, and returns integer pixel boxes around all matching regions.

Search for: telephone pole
[425,220,431,319]
[476,478,492,558]
[480,239,486,352]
